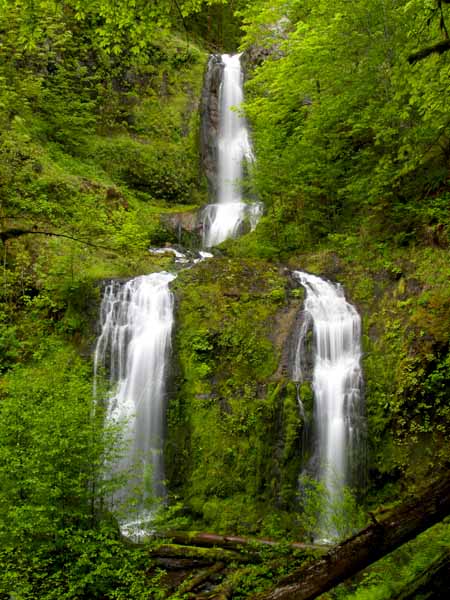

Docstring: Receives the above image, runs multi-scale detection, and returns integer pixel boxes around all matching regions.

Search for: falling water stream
[203,53,262,247]
[293,271,363,541]
[94,272,176,534]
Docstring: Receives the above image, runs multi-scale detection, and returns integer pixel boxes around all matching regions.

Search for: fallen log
[154,557,213,570]
[257,474,450,600]
[177,562,225,595]
[148,543,246,564]
[161,531,325,553]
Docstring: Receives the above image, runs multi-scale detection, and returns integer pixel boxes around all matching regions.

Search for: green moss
[165,258,305,534]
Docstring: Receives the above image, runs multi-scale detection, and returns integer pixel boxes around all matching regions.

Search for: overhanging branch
[0,228,117,252]
[408,39,450,63]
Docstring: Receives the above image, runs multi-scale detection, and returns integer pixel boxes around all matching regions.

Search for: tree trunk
[0,228,114,251]
[161,530,325,553]
[257,474,450,600]
[408,39,450,63]
[148,543,246,564]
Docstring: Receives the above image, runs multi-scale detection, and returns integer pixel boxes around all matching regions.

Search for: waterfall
[293,271,364,541]
[94,271,176,532]
[202,53,262,248]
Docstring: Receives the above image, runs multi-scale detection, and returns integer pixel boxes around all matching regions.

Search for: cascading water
[203,53,262,247]
[94,272,176,533]
[292,271,364,541]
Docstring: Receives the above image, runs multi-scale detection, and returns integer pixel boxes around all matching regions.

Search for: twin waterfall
[293,272,364,540]
[93,53,365,541]
[94,273,175,531]
[203,54,262,247]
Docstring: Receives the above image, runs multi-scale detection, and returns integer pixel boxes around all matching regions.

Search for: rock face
[199,54,224,198]
[166,259,305,522]
[161,210,199,234]
[160,210,202,246]
[241,45,274,76]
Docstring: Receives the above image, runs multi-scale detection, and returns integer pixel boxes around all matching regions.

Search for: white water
[149,247,214,266]
[293,271,363,540]
[203,53,261,247]
[94,272,176,532]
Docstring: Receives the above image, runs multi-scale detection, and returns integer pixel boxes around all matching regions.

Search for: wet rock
[160,210,202,245]
[200,55,224,198]
[161,210,200,233]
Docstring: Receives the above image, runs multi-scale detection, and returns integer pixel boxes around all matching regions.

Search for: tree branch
[408,38,450,63]
[0,228,117,252]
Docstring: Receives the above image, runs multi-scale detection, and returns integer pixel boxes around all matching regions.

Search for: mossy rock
[165,258,306,533]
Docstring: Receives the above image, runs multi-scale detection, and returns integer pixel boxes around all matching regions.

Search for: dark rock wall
[199,54,224,199]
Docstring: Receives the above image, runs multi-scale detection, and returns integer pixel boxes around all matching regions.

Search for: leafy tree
[239,0,450,253]
[0,340,165,598]
[0,0,229,54]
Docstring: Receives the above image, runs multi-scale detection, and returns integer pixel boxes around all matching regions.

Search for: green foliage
[0,339,171,599]
[0,0,228,55]
[90,135,199,204]
[0,0,450,596]
[298,476,367,543]
[239,0,450,255]
[0,310,21,372]
[0,0,208,281]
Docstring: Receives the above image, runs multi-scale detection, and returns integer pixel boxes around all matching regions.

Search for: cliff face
[199,54,224,199]
[165,257,307,534]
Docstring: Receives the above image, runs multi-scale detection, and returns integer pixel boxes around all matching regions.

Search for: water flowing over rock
[201,53,262,247]
[94,272,176,534]
[292,271,365,541]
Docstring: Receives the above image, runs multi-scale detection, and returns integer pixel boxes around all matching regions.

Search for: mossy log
[148,543,246,564]
[176,562,226,595]
[194,582,233,600]
[154,557,213,570]
[162,530,324,553]
[257,474,450,600]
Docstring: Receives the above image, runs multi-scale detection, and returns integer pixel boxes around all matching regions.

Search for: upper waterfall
[202,53,262,248]
[94,272,176,533]
[216,54,253,205]
[293,271,364,541]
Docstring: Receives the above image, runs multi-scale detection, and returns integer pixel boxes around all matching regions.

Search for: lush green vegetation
[1,0,450,597]
[168,258,304,534]
[239,0,450,256]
